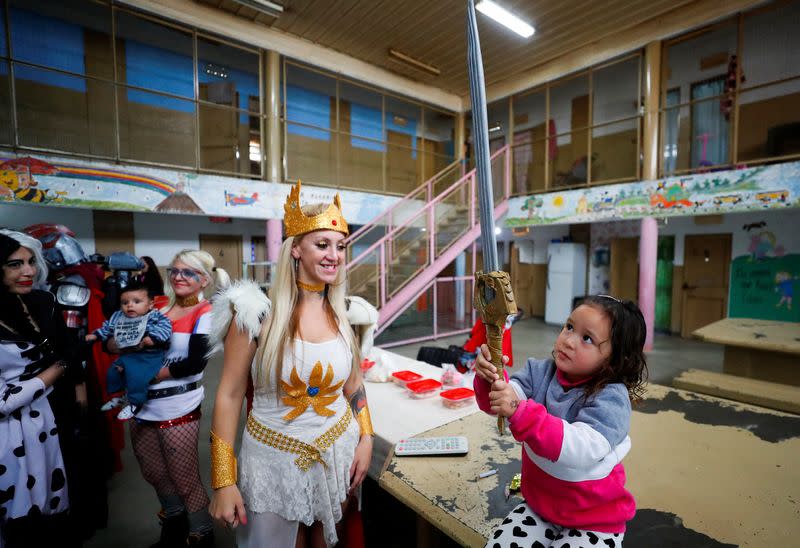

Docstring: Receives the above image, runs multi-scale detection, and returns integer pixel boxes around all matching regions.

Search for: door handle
[682,283,697,290]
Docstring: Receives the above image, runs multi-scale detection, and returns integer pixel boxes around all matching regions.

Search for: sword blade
[466,0,499,273]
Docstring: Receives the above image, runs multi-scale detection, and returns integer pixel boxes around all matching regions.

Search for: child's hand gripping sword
[466,0,517,433]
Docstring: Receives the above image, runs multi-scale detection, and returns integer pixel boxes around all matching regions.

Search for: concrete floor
[85,317,726,547]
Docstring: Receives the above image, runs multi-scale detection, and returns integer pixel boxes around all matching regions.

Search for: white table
[365,351,479,478]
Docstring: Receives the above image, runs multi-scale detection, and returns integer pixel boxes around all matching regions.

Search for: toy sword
[466,0,517,434]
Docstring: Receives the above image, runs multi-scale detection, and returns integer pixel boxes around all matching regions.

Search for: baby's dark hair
[577,295,648,403]
[120,281,150,299]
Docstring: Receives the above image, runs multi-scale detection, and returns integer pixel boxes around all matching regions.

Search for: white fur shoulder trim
[207,279,270,357]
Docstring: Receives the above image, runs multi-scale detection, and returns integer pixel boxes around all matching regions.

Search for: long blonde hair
[165,249,231,308]
[253,205,360,393]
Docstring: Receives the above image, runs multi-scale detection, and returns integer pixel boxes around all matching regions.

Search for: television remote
[395,436,469,456]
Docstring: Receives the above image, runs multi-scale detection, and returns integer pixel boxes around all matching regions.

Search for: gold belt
[246,409,352,472]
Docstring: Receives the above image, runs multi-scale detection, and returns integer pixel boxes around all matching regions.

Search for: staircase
[346,145,512,336]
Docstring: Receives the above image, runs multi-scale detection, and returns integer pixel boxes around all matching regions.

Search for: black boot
[149,510,189,548]
[186,531,214,547]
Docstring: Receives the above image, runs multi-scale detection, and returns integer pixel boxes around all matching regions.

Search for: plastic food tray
[391,370,424,388]
[440,387,475,408]
[406,378,442,399]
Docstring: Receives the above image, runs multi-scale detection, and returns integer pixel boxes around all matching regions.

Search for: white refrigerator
[545,242,587,325]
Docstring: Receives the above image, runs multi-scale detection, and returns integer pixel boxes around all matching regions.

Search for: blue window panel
[10,8,86,76]
[386,112,418,158]
[0,7,6,58]
[126,88,194,113]
[350,103,385,151]
[124,40,194,99]
[286,85,330,140]
[14,64,86,92]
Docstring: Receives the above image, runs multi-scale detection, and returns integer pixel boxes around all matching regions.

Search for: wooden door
[610,237,639,302]
[200,234,242,280]
[681,233,731,338]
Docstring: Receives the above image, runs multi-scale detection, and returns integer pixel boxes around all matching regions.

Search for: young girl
[474,295,647,548]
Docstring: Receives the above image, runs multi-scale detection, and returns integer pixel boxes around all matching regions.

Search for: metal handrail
[345,145,511,321]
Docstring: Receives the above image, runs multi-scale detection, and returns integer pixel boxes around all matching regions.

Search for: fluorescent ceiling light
[233,0,284,18]
[476,1,535,38]
[488,123,501,133]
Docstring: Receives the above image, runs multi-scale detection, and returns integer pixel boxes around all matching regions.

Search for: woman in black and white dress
[0,230,74,547]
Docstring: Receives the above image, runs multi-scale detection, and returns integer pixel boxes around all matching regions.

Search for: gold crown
[283,181,349,238]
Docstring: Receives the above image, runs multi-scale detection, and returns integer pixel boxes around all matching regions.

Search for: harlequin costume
[209,182,375,547]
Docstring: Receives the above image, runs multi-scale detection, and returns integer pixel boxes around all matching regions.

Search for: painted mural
[729,223,799,322]
[507,161,800,226]
[0,153,400,226]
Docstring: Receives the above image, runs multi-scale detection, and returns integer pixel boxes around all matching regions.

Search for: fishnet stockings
[130,419,210,515]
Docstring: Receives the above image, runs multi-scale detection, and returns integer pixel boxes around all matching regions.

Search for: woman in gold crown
[208,182,373,547]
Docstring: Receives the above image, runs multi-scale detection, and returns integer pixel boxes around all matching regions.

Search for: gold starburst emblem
[281,361,344,421]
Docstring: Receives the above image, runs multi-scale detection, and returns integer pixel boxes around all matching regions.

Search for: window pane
[690,80,729,168]
[285,63,334,131]
[339,134,383,191]
[115,11,193,98]
[0,2,8,58]
[591,119,638,182]
[661,104,691,173]
[10,0,112,79]
[662,89,681,175]
[551,130,589,188]
[742,2,800,89]
[424,108,455,163]
[286,123,335,185]
[198,36,259,112]
[340,81,382,144]
[664,21,737,95]
[385,96,421,140]
[550,73,589,134]
[737,80,800,161]
[513,90,546,144]
[387,143,419,194]
[118,87,195,167]
[593,56,639,125]
[486,98,508,145]
[199,103,260,175]
[512,138,546,194]
[0,61,12,144]
[16,64,114,155]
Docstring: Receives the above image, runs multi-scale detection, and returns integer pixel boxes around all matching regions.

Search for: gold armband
[210,430,237,489]
[355,405,374,437]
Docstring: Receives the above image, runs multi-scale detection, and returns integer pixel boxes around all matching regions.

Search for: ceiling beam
[119,0,464,112]
[481,0,766,103]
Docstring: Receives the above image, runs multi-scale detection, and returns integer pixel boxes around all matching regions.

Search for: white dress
[0,336,70,524]
[237,334,360,547]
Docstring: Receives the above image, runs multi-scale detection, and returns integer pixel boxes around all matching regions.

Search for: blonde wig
[165,249,231,308]
[253,204,361,394]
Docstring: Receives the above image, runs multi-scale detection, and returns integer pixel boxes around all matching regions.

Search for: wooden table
[379,384,800,547]
[692,317,800,385]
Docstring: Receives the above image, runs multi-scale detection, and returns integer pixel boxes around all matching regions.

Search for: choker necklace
[176,295,200,307]
[296,280,326,293]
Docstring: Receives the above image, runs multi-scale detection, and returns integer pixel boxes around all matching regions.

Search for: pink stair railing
[345,145,512,335]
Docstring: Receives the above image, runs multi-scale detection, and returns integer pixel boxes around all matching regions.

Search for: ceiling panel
[194,0,700,94]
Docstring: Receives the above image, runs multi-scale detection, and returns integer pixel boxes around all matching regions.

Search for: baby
[86,281,172,419]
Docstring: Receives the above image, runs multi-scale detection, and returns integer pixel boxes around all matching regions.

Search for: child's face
[120,289,153,318]
[553,304,612,380]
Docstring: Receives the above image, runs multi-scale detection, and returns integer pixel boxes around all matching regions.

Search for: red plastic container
[406,378,442,399]
[440,387,475,409]
[391,370,424,387]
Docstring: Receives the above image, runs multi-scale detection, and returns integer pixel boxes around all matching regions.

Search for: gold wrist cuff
[210,430,237,489]
[355,405,374,437]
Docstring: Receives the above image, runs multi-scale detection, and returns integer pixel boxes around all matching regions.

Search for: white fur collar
[207,279,270,357]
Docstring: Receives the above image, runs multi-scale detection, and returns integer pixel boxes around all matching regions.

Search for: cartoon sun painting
[552,195,564,208]
[281,361,344,421]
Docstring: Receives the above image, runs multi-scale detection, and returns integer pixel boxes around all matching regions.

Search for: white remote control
[395,436,469,456]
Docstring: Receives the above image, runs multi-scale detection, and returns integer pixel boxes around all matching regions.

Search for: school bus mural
[755,190,789,204]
